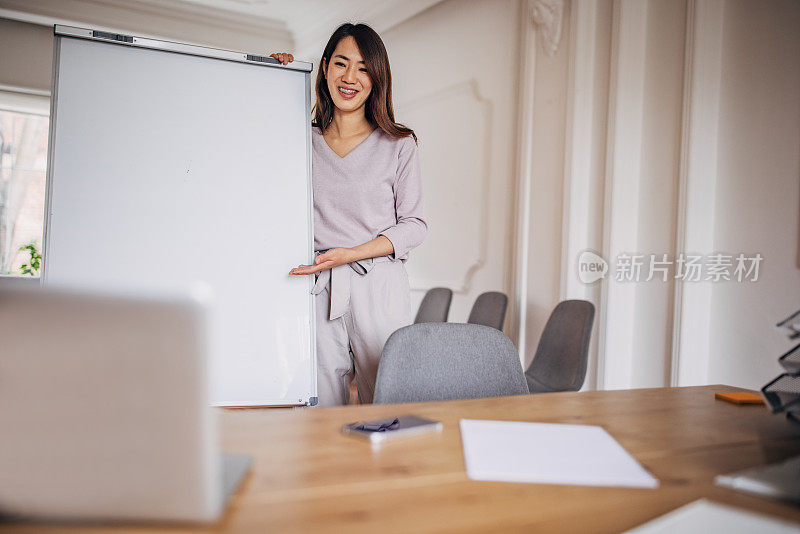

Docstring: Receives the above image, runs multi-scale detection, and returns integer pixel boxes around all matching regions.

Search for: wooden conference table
[6,385,800,533]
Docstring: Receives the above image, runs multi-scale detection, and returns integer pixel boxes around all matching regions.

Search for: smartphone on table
[342,415,442,444]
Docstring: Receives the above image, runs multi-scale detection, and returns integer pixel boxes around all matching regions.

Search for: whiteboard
[43,27,317,406]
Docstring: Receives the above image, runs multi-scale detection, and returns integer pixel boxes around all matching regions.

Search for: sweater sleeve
[379,136,427,260]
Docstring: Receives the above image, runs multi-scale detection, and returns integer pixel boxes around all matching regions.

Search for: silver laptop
[0,285,250,523]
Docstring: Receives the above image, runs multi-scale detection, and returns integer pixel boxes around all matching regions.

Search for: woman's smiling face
[324,36,372,113]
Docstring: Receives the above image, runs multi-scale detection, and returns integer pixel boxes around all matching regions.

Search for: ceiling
[176,0,443,56]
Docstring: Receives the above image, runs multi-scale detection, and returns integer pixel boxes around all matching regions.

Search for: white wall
[0,0,293,54]
[523,0,571,368]
[382,0,521,326]
[555,0,612,389]
[516,0,799,391]
[0,19,53,92]
[708,0,800,389]
[631,0,685,387]
[0,5,292,94]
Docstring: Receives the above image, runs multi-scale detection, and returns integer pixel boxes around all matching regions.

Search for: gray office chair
[525,300,595,393]
[467,291,508,330]
[414,287,453,324]
[374,322,528,404]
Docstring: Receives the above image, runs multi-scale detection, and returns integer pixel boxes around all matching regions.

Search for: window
[0,92,49,277]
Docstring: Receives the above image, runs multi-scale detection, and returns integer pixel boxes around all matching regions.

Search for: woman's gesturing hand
[289,248,355,275]
[269,52,294,65]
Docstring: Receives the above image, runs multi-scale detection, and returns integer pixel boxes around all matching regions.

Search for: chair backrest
[374,322,529,404]
[414,287,453,324]
[525,300,595,393]
[467,291,508,330]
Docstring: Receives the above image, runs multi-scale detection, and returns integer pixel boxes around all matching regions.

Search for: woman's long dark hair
[312,23,417,143]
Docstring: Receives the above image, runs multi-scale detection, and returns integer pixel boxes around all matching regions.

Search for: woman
[271,23,427,407]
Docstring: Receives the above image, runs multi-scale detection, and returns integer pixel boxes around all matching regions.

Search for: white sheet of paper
[459,419,658,488]
[626,499,800,533]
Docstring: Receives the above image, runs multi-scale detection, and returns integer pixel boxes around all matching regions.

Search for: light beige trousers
[313,257,412,406]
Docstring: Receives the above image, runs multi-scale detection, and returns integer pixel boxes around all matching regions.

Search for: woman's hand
[269,52,294,65]
[289,248,355,275]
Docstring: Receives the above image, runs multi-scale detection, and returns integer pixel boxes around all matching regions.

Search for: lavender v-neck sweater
[311,127,427,261]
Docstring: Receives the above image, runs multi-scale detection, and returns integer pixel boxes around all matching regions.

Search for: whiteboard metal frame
[42,26,318,407]
[41,30,61,283]
[52,25,313,73]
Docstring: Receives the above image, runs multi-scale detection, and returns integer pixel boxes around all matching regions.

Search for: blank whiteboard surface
[45,35,316,406]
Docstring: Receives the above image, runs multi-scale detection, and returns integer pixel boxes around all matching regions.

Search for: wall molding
[560,0,603,389]
[560,0,599,302]
[530,0,564,57]
[670,0,725,386]
[510,0,541,361]
[597,0,648,390]
[400,79,492,294]
[0,86,50,115]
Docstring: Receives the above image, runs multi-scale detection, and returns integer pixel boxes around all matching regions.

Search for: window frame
[0,86,51,279]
